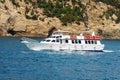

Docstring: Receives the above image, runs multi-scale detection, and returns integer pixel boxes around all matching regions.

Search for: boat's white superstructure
[21,30,104,52]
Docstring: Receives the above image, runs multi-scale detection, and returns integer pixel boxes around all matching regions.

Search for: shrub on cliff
[0,0,5,3]
[94,0,120,8]
[37,0,84,25]
[102,8,120,24]
[95,0,120,23]
[10,0,20,7]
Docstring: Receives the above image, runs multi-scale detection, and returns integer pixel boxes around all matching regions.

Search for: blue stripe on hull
[82,50,103,52]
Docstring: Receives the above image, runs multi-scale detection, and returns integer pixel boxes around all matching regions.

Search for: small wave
[43,50,72,55]
[75,51,103,56]
[21,50,32,54]
[103,50,115,53]
[21,49,106,56]
[42,50,102,56]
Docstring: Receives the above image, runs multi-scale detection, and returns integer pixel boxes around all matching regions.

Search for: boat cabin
[41,30,101,45]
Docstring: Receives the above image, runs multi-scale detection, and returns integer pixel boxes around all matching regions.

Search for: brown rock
[0,0,120,39]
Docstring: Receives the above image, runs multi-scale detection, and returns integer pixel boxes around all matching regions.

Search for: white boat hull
[23,42,104,52]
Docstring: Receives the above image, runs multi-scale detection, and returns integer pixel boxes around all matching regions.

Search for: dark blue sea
[0,37,120,80]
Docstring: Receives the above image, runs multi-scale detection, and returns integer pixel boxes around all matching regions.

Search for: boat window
[51,36,56,38]
[91,40,94,44]
[79,40,81,44]
[46,40,51,42]
[65,40,68,43]
[43,40,46,42]
[52,40,55,42]
[95,41,97,44]
[56,39,59,42]
[88,40,90,44]
[85,40,97,44]
[56,36,62,38]
[85,40,87,44]
[75,40,78,44]
[60,39,62,44]
[56,36,59,38]
[72,40,74,44]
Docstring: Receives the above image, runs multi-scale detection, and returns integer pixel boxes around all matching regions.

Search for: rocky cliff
[0,0,120,39]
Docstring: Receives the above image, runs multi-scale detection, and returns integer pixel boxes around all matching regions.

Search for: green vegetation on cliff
[10,0,20,7]
[94,0,120,23]
[23,0,120,25]
[0,0,5,3]
[102,8,120,24]
[94,0,120,8]
[37,0,85,25]
[24,0,86,25]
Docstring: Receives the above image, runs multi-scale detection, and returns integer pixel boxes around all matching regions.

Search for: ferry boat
[21,30,104,52]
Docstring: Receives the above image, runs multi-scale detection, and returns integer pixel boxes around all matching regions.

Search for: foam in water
[28,50,103,56]
[21,50,32,54]
[103,50,115,53]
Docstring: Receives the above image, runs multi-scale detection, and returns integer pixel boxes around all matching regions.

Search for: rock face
[0,0,120,39]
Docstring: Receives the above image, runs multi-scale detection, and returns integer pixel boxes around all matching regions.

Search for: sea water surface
[0,37,120,80]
